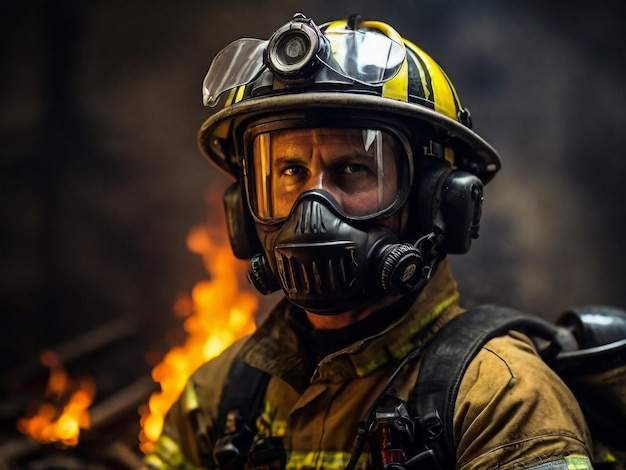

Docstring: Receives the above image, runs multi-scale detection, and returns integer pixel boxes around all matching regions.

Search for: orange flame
[139,218,259,453]
[17,351,96,446]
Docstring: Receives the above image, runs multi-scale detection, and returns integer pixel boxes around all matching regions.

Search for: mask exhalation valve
[378,243,423,295]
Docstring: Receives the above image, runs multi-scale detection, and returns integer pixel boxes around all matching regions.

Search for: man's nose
[305,172,327,192]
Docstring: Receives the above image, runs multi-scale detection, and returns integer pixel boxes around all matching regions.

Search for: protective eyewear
[245,126,413,223]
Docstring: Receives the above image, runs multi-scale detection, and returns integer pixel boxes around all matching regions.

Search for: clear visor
[248,127,411,222]
[202,28,406,107]
[322,30,405,83]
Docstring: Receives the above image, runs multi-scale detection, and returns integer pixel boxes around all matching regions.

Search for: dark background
[1,0,625,452]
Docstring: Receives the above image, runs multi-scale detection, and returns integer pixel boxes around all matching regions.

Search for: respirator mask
[239,122,442,314]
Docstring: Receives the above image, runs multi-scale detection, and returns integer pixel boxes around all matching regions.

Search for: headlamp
[266,13,330,80]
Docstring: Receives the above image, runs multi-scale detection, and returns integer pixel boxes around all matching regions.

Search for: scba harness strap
[213,358,271,469]
[412,305,562,469]
[211,305,626,469]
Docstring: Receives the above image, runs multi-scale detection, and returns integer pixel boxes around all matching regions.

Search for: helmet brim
[198,92,501,183]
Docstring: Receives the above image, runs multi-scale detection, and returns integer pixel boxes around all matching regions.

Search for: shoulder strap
[213,355,271,469]
[217,355,271,434]
[412,305,558,470]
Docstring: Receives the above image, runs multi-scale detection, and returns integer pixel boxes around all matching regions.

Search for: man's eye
[282,165,306,176]
[342,163,369,175]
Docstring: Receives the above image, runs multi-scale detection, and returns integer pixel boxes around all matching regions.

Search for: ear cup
[414,159,451,238]
[223,182,263,259]
[440,171,484,253]
[413,156,484,255]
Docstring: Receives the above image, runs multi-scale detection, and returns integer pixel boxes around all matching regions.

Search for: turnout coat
[145,260,592,470]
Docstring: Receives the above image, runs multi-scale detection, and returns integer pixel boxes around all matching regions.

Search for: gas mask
[236,124,444,314]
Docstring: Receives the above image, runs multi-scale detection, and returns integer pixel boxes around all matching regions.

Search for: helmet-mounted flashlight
[267,13,330,80]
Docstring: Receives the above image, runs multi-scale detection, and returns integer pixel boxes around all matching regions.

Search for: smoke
[2,0,624,368]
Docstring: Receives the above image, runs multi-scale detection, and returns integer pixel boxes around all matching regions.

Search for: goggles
[202,15,406,107]
[244,124,413,224]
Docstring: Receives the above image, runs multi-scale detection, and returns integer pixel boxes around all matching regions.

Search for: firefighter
[145,13,593,470]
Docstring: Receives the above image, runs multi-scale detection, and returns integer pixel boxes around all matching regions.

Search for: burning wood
[2,315,146,467]
[16,351,96,447]
[2,375,155,468]
[139,220,259,453]
[7,199,262,463]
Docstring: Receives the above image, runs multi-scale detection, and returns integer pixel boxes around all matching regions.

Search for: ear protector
[223,181,262,259]
[413,155,484,255]
[441,170,484,253]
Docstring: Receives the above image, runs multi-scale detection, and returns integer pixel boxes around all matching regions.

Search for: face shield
[244,125,413,224]
[202,16,406,107]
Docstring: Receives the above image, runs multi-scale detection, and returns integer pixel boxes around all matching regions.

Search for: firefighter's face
[250,128,404,223]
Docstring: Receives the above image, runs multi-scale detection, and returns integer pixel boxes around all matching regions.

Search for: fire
[139,213,259,453]
[17,350,96,446]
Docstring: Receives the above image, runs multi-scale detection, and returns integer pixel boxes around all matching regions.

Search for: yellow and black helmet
[198,13,501,184]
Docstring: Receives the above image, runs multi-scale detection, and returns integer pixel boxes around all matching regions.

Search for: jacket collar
[240,259,461,391]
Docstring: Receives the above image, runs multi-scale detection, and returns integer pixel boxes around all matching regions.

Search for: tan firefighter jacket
[145,259,593,470]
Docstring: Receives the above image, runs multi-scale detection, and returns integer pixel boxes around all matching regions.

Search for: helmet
[198,13,501,313]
